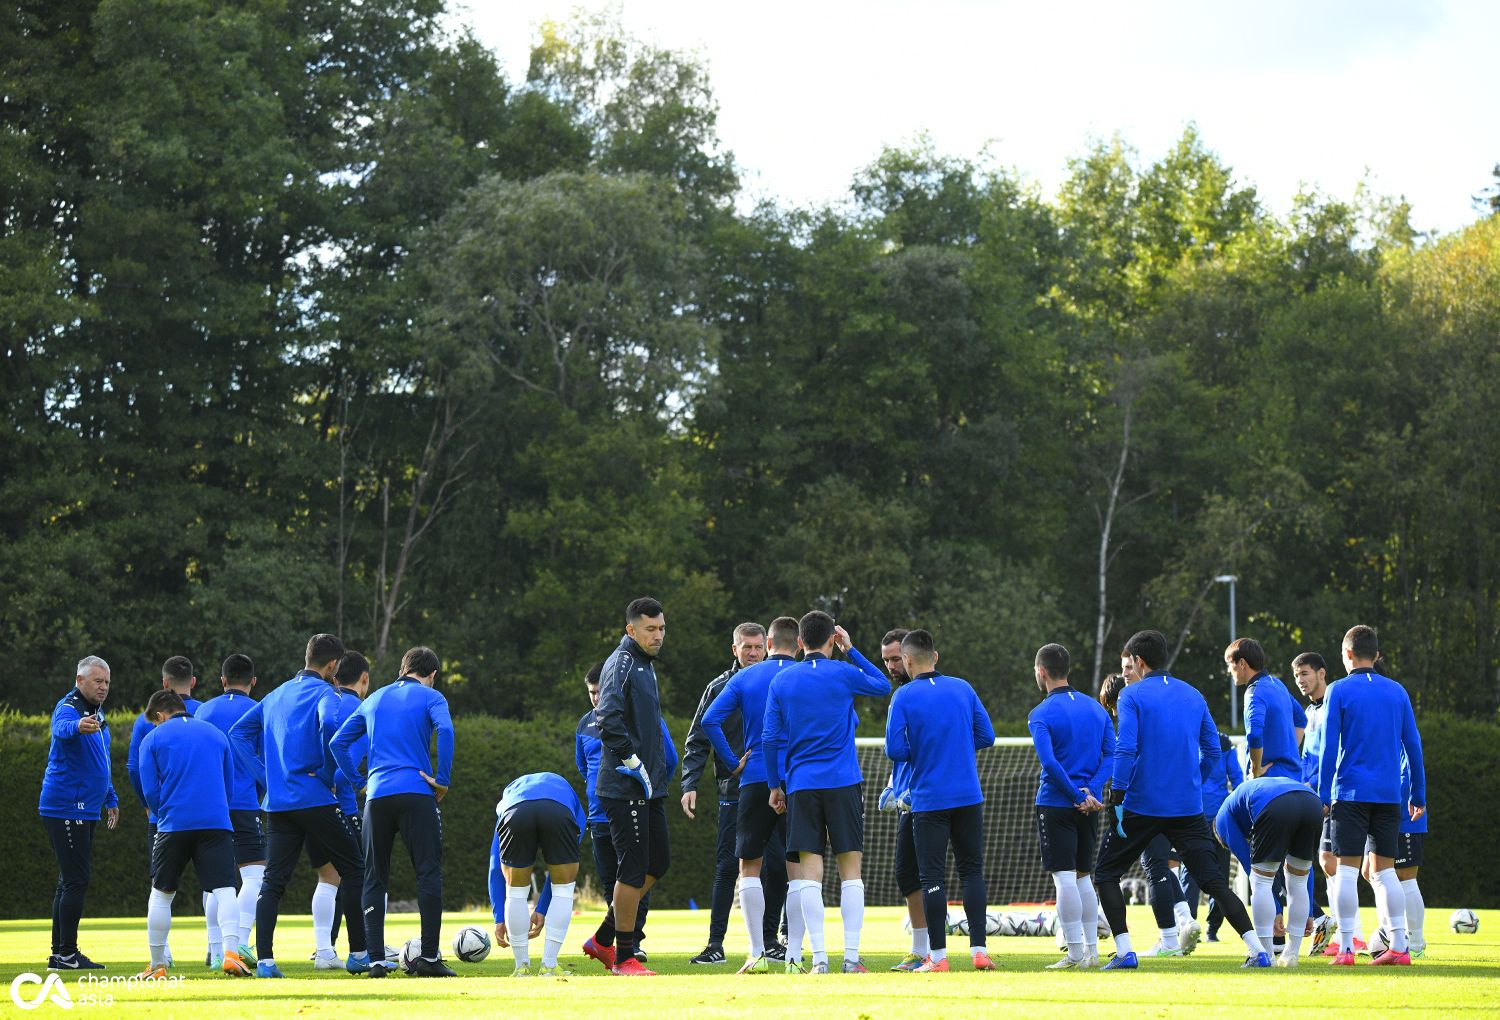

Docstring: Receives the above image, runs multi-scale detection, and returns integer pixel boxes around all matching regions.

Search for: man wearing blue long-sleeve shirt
[1027,643,1112,969]
[702,616,798,972]
[763,612,890,974]
[230,633,369,978]
[489,773,587,975]
[332,645,456,977]
[886,630,996,974]
[1227,638,1306,779]
[1318,625,1425,966]
[308,651,370,967]
[1095,630,1267,969]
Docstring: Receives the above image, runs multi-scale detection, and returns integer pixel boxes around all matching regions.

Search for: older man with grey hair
[38,655,119,969]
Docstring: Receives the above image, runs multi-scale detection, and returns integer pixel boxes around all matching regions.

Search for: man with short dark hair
[311,651,371,967]
[1291,651,1336,955]
[702,616,799,973]
[195,653,265,964]
[763,611,891,974]
[1225,638,1306,779]
[1318,625,1425,966]
[582,597,674,977]
[138,689,248,977]
[1028,642,1112,969]
[332,645,456,977]
[1095,630,1268,969]
[230,633,370,977]
[876,627,931,972]
[38,655,118,970]
[886,630,997,973]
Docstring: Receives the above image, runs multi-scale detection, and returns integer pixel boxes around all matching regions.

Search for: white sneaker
[1046,955,1087,970]
[1147,940,1184,957]
[313,953,344,970]
[1083,952,1099,969]
[1180,920,1202,955]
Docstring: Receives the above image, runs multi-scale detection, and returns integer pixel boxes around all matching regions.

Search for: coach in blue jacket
[38,655,118,970]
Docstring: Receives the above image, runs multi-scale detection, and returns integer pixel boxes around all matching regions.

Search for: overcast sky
[460,0,1497,235]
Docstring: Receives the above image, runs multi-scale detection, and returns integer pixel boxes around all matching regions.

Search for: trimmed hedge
[2,710,1495,919]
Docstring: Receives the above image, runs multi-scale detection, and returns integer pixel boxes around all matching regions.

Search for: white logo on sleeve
[10,972,73,1010]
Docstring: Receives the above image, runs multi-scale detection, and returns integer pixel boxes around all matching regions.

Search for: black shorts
[1036,805,1098,874]
[229,810,266,865]
[1320,815,1333,853]
[600,796,670,888]
[1392,832,1424,869]
[734,782,785,861]
[1329,801,1399,858]
[895,811,920,896]
[152,828,238,893]
[786,784,863,856]
[307,812,362,869]
[499,798,582,868]
[1249,790,1322,866]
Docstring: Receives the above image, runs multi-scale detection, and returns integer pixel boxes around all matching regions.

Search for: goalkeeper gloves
[878,785,898,812]
[895,790,912,812]
[615,754,653,799]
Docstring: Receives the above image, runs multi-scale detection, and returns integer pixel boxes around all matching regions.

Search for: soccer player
[886,630,997,973]
[311,651,370,967]
[1317,625,1425,966]
[1364,753,1429,959]
[1293,651,1340,955]
[195,654,265,965]
[126,656,205,963]
[1226,638,1306,779]
[1212,775,1323,966]
[331,645,456,977]
[680,622,771,965]
[137,689,248,977]
[229,633,370,978]
[38,654,118,970]
[876,627,933,971]
[581,597,675,977]
[702,616,800,973]
[490,772,588,975]
[763,611,891,974]
[1095,630,1269,969]
[1027,642,1111,969]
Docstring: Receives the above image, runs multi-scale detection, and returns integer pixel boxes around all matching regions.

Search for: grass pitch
[2,906,1495,1017]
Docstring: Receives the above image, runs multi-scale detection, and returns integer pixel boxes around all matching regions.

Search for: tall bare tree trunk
[1093,403,1133,693]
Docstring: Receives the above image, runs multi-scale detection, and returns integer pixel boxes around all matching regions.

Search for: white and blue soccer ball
[1368,926,1392,954]
[399,937,425,973]
[453,925,491,963]
[1450,908,1479,934]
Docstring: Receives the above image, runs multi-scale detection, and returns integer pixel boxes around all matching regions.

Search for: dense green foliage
[5,0,1500,743]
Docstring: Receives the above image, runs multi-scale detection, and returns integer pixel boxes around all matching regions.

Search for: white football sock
[238,864,264,946]
[785,880,807,962]
[840,879,864,962]
[799,880,826,963]
[740,877,766,957]
[910,920,929,957]
[1174,899,1195,929]
[147,888,175,968]
[1242,929,1267,957]
[542,882,574,968]
[505,886,532,966]
[311,882,337,956]
[203,891,222,958]
[1160,925,1180,949]
[1401,878,1425,947]
[930,947,947,963]
[1250,869,1277,942]
[1335,865,1359,952]
[1052,871,1085,962]
[212,886,240,957]
[1284,870,1309,959]
[1114,932,1133,957]
[1374,868,1408,953]
[1078,875,1100,954]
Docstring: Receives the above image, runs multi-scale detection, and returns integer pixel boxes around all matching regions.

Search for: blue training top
[195,691,263,812]
[141,714,234,833]
[1213,775,1320,871]
[703,655,797,787]
[762,649,890,794]
[1317,667,1425,807]
[331,677,455,801]
[1111,672,1221,818]
[127,697,201,823]
[1027,685,1114,808]
[1244,673,1307,779]
[1300,693,1329,789]
[39,688,119,821]
[229,670,343,812]
[886,672,996,812]
[327,687,366,815]
[1201,732,1244,818]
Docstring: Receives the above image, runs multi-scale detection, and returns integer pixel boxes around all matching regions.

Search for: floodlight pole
[1215,574,1239,729]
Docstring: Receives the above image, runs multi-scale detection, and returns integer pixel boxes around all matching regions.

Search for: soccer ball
[946,909,968,936]
[453,926,491,963]
[995,912,1018,937]
[1039,910,1058,937]
[1368,926,1391,954]
[984,911,1004,936]
[399,937,424,973]
[1450,909,1479,934]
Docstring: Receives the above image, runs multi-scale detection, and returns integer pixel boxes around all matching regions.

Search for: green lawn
[2,906,1495,1017]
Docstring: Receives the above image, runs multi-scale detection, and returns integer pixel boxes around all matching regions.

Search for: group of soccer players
[39,594,1426,979]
